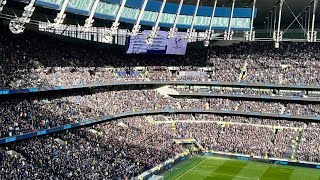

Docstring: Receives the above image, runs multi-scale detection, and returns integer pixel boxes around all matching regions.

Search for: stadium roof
[158,0,320,27]
[3,0,320,30]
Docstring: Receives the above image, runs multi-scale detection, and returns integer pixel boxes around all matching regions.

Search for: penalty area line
[175,158,208,180]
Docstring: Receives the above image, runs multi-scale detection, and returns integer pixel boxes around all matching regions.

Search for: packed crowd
[0,28,204,89]
[0,88,181,138]
[0,96,103,138]
[2,25,320,178]
[2,87,320,139]
[1,27,320,89]
[0,117,181,179]
[1,95,320,179]
[2,112,319,179]
[297,128,320,162]
[176,123,277,157]
[178,97,320,117]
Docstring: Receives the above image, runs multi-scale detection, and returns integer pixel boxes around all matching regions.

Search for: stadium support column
[204,0,217,46]
[226,0,236,40]
[275,0,283,48]
[249,0,256,41]
[266,17,269,34]
[104,0,127,43]
[168,0,183,38]
[0,0,6,12]
[186,0,200,41]
[8,0,36,34]
[308,5,311,34]
[146,0,167,44]
[51,0,69,28]
[311,0,318,42]
[82,0,100,31]
[131,0,148,36]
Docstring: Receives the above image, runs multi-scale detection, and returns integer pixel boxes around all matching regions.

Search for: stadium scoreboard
[126,31,187,55]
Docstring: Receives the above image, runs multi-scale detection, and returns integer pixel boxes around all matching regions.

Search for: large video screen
[126,30,187,55]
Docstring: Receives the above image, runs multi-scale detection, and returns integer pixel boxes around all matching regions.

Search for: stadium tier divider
[1,81,320,96]
[1,109,320,145]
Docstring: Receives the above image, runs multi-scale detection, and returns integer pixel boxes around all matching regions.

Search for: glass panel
[160,13,175,24]
[195,16,210,26]
[232,18,250,28]
[141,11,158,22]
[96,2,119,16]
[214,17,228,27]
[43,0,63,5]
[39,1,251,29]
[121,7,139,19]
[177,15,192,25]
[68,0,94,11]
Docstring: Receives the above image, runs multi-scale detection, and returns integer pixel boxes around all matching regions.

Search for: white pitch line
[211,172,259,180]
[175,158,208,180]
[190,169,212,174]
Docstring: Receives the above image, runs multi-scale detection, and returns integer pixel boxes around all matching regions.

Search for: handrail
[172,92,320,103]
[1,81,320,96]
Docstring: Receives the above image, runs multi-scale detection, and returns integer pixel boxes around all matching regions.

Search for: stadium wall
[203,151,320,169]
[136,153,189,180]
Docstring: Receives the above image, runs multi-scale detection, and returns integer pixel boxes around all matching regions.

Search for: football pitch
[164,156,320,180]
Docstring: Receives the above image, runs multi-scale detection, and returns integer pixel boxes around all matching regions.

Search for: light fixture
[82,0,100,32]
[49,0,69,29]
[9,0,35,34]
[0,0,6,12]
[104,0,127,43]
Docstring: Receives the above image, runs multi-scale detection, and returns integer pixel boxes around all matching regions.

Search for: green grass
[164,156,320,180]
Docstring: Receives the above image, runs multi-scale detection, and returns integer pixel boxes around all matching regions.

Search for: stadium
[1,0,320,179]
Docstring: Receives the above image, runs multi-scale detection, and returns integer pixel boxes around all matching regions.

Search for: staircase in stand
[238,59,249,82]
[289,127,304,161]
[194,139,205,151]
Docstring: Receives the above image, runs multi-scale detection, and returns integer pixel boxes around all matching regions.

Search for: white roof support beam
[273,6,277,33]
[83,0,100,31]
[104,0,127,43]
[269,11,273,35]
[168,0,183,38]
[111,0,127,34]
[204,0,217,45]
[146,0,167,44]
[131,0,149,36]
[249,0,256,41]
[0,0,6,12]
[304,10,307,31]
[9,0,36,34]
[186,0,200,41]
[308,5,311,33]
[311,0,318,42]
[275,0,283,48]
[266,17,269,33]
[227,0,236,40]
[51,0,69,28]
